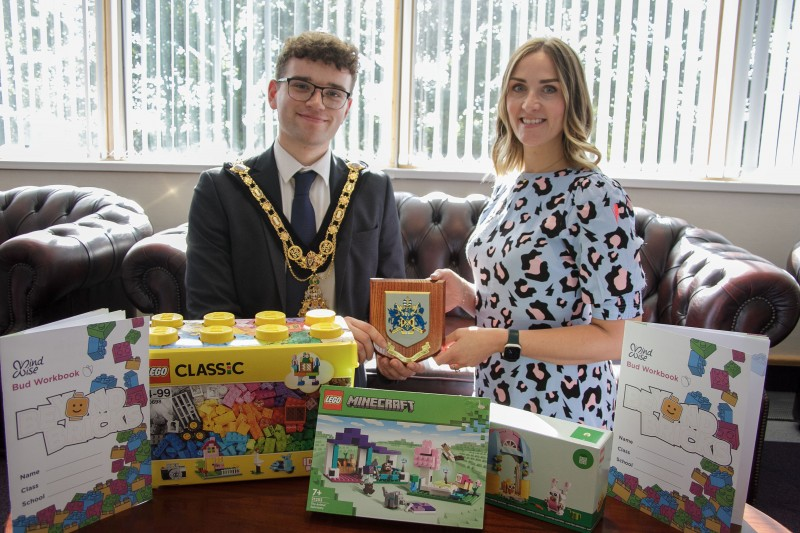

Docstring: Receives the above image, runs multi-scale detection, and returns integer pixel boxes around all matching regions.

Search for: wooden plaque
[369,278,445,363]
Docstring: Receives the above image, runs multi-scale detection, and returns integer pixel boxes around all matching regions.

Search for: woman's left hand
[434,326,507,369]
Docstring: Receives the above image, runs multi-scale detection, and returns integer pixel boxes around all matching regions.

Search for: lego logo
[322,391,344,410]
[149,359,171,384]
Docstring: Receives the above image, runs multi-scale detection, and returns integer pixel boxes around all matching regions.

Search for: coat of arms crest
[369,279,444,362]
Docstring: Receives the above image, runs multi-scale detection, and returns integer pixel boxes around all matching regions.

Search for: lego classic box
[486,404,612,532]
[147,313,357,486]
[306,386,491,529]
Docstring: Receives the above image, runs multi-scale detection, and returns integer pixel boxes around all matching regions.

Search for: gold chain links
[229,160,363,283]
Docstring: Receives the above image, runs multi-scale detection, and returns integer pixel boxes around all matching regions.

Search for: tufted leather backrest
[0,185,150,244]
[395,191,488,282]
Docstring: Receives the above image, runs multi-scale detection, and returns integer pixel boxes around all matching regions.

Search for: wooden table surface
[5,476,788,532]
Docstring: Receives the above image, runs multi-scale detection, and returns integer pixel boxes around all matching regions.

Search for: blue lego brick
[87,337,107,360]
[124,370,139,388]
[717,403,733,423]
[89,373,118,393]
[688,351,707,377]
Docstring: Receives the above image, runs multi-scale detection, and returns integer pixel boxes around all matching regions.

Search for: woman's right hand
[429,268,472,313]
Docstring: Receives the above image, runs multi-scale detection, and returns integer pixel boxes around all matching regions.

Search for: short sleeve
[567,172,646,320]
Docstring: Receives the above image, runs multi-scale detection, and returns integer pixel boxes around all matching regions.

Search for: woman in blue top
[433,37,646,429]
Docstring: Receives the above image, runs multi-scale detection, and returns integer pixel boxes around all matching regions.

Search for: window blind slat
[593,0,616,161]
[642,0,668,173]
[609,2,632,168]
[463,0,478,161]
[742,0,775,172]
[759,0,792,169]
[659,2,685,169]
[675,5,702,169]
[625,1,650,170]
[445,0,462,160]
[777,2,800,169]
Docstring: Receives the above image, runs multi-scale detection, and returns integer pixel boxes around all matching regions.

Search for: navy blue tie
[286,170,317,316]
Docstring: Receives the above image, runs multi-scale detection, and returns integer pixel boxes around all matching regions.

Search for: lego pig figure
[547,478,571,516]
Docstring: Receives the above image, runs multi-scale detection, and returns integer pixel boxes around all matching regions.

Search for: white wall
[2,167,798,359]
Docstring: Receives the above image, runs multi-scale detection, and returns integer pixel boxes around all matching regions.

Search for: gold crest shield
[369,279,444,363]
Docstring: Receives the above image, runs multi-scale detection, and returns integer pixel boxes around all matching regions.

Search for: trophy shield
[369,279,444,363]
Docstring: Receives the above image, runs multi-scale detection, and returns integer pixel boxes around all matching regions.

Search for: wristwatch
[502,329,522,362]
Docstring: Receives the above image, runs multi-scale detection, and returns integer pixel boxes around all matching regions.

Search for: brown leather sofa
[122,190,800,391]
[1,185,153,335]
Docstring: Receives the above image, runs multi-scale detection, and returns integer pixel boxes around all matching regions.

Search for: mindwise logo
[322,390,344,411]
[149,359,171,384]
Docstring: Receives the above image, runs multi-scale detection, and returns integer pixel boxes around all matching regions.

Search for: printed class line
[50,464,105,485]
[635,449,683,468]
[48,475,104,498]
[46,451,104,472]
[637,446,685,466]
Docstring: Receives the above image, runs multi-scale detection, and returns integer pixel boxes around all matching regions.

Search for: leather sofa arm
[122,223,189,315]
[659,227,800,346]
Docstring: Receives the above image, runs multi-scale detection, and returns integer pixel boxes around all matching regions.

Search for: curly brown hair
[275,31,359,90]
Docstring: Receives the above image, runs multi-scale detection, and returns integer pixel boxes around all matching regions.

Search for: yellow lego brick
[721,390,738,406]
[612,481,631,501]
[214,410,236,425]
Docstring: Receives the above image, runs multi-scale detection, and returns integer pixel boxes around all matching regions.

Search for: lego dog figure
[547,478,571,516]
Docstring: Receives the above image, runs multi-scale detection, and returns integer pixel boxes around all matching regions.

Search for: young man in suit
[186,31,420,385]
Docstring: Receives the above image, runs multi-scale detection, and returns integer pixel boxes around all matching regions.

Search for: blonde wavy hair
[492,37,601,176]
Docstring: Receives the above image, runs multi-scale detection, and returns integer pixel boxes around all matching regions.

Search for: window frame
[0,0,797,192]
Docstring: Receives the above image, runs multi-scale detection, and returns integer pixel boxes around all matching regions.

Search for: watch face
[503,345,521,362]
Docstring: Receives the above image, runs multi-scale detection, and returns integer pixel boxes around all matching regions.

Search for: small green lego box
[486,403,612,532]
[307,386,491,529]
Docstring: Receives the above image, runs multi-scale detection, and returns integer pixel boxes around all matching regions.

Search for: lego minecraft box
[306,386,490,528]
[148,315,358,486]
[485,404,612,532]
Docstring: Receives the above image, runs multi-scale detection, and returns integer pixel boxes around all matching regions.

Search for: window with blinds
[0,1,797,181]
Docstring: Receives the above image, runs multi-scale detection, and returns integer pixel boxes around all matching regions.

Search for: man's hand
[343,316,423,380]
[343,316,383,364]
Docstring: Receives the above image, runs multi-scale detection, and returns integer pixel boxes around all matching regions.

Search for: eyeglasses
[276,77,351,110]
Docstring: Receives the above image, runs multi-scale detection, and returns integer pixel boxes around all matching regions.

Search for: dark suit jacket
[185,147,406,386]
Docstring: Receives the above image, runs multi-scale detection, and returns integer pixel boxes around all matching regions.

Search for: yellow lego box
[148,312,358,486]
[486,404,612,532]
